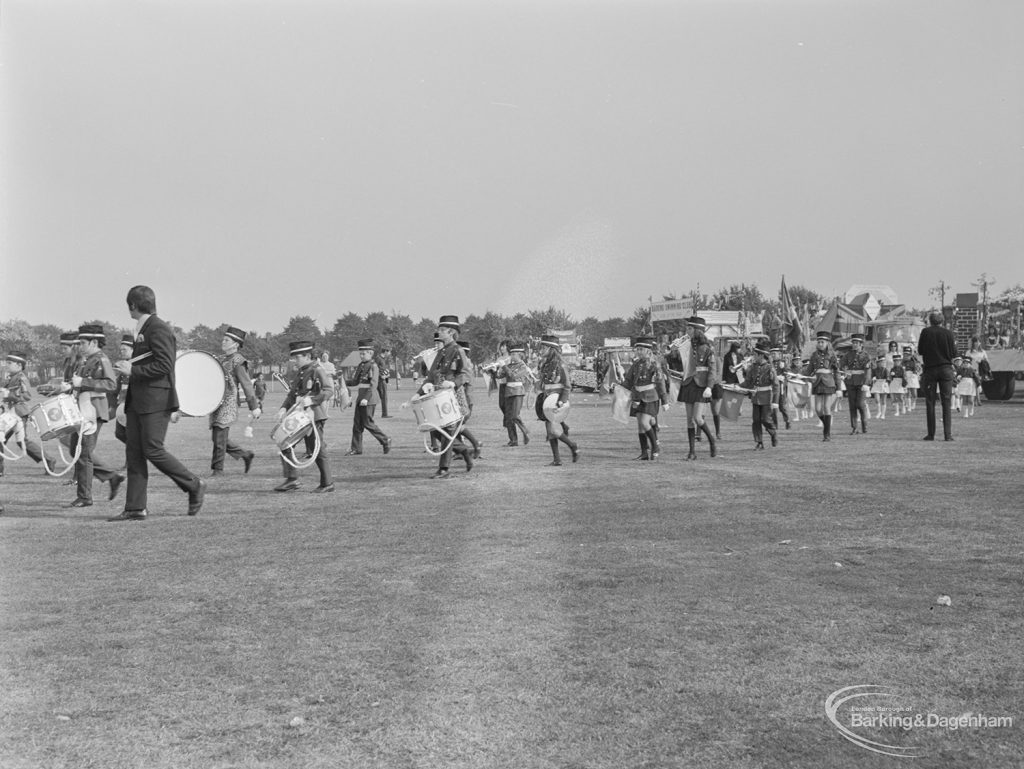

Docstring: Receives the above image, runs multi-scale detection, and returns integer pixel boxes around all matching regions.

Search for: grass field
[2,385,1022,768]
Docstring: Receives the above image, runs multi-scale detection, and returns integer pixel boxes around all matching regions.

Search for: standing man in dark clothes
[917,312,958,442]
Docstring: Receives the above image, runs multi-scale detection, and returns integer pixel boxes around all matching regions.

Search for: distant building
[843,284,899,307]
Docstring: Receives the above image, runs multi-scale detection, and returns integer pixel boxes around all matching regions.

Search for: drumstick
[129,351,152,364]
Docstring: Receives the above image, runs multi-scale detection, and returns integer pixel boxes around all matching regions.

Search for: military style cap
[357,338,374,350]
[225,326,246,344]
[539,334,560,349]
[686,316,707,330]
[288,340,313,355]
[77,323,105,341]
[634,336,655,349]
[438,315,461,331]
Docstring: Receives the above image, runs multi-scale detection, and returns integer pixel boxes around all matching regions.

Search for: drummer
[209,326,261,477]
[419,316,473,478]
[803,331,842,442]
[66,324,123,507]
[535,333,579,466]
[274,340,334,493]
[1,351,57,472]
[622,336,669,460]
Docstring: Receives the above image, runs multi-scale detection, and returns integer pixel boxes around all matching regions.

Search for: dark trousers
[503,394,528,441]
[282,419,331,486]
[846,388,868,429]
[431,428,467,470]
[921,365,955,439]
[377,379,389,418]
[351,404,388,452]
[751,403,777,443]
[72,422,117,502]
[773,392,790,428]
[124,409,200,511]
[211,425,251,471]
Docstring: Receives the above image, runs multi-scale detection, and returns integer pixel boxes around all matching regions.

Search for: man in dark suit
[108,285,205,521]
[917,311,958,442]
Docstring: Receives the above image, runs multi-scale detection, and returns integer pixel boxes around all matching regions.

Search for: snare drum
[271,408,314,451]
[175,350,225,417]
[0,410,22,436]
[29,394,83,441]
[410,388,462,432]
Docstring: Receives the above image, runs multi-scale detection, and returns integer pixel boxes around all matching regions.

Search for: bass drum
[175,350,225,417]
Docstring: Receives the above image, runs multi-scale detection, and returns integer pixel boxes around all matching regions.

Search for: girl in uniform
[623,336,669,460]
[955,354,980,418]
[888,352,906,417]
[902,345,920,413]
[870,352,890,419]
[802,331,841,441]
[669,317,718,460]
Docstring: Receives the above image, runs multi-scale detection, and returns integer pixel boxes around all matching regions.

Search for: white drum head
[542,392,571,423]
[175,350,224,416]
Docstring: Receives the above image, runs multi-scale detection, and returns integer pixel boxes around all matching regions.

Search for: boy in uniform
[275,341,334,492]
[209,326,261,476]
[419,316,473,478]
[841,333,873,434]
[1,352,57,472]
[345,339,391,455]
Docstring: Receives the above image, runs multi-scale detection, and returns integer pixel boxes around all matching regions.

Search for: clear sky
[2,0,1021,334]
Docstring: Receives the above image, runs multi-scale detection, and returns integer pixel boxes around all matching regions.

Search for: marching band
[0,294,960,517]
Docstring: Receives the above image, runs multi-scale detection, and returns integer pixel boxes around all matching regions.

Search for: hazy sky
[2,0,1021,334]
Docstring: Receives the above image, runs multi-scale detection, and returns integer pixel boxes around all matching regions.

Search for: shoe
[431,469,451,479]
[108,509,147,522]
[784,422,791,430]
[571,448,580,463]
[685,452,697,461]
[944,436,955,442]
[505,441,518,447]
[822,435,831,442]
[62,478,76,486]
[188,479,207,516]
[313,483,336,493]
[345,450,362,456]
[850,428,858,435]
[243,453,254,474]
[548,459,563,466]
[382,438,392,455]
[464,452,474,472]
[109,474,125,501]
[755,442,764,450]
[472,444,481,459]
[208,469,224,477]
[770,434,778,447]
[69,499,93,508]
[634,453,649,461]
[522,431,530,446]
[275,479,301,492]
[922,436,935,441]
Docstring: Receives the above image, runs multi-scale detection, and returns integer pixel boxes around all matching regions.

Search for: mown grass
[1,390,1022,768]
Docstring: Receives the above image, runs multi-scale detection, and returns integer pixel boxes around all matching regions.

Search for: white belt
[543,383,563,391]
[695,367,709,372]
[496,378,507,385]
[814,368,832,374]
[755,385,774,392]
[505,381,524,389]
[635,383,656,392]
[846,369,864,375]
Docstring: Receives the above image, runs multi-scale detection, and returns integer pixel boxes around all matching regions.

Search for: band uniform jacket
[803,350,841,394]
[212,352,258,428]
[421,341,471,418]
[623,358,669,405]
[76,350,117,423]
[126,315,179,415]
[346,360,381,407]
[741,359,779,406]
[282,362,334,421]
[497,359,531,400]
[538,354,571,404]
[870,362,889,384]
[2,370,34,418]
[841,350,873,388]
[682,342,719,389]
[889,360,905,385]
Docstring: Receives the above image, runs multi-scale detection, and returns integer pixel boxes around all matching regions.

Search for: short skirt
[888,378,905,394]
[904,371,920,388]
[677,380,707,404]
[871,381,890,394]
[629,399,660,417]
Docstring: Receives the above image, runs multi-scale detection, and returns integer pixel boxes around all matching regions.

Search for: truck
[981,349,1024,400]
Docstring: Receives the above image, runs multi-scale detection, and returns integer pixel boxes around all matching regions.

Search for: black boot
[686,427,697,460]
[647,429,660,459]
[699,422,717,457]
[822,415,832,442]
[548,438,561,466]
[712,413,721,439]
[636,432,650,460]
[506,425,518,447]
[767,425,778,447]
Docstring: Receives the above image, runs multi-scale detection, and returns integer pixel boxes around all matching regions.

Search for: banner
[650,298,694,322]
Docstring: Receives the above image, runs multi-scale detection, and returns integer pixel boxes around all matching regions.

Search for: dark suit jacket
[126,315,179,414]
[917,325,957,369]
